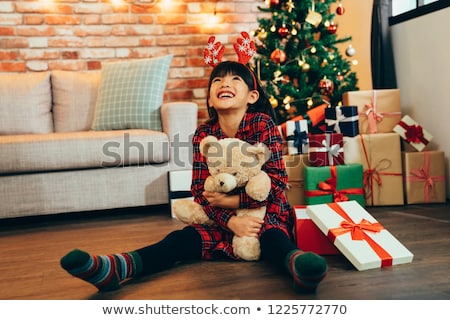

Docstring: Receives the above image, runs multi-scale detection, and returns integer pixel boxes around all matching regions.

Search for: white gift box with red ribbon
[393,115,433,152]
[306,201,414,271]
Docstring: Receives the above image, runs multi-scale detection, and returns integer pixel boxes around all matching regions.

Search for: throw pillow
[52,70,101,132]
[91,55,173,131]
[0,72,53,134]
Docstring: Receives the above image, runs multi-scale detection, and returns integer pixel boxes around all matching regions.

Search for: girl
[60,61,327,294]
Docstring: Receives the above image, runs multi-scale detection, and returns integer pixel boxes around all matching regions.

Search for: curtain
[371,0,397,89]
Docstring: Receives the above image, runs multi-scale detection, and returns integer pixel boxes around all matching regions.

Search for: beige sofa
[0,70,198,219]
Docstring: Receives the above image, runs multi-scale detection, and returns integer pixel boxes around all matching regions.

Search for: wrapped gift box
[307,201,414,271]
[343,133,404,206]
[342,89,401,134]
[293,206,340,255]
[325,105,359,137]
[304,164,365,207]
[402,151,446,204]
[308,132,344,167]
[280,103,327,135]
[286,119,309,155]
[393,115,433,152]
[283,154,309,206]
[168,170,193,218]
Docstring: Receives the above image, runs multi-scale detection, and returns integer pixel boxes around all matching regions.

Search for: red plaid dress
[189,112,295,260]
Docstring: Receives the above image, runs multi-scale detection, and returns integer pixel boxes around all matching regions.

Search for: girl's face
[208,73,259,114]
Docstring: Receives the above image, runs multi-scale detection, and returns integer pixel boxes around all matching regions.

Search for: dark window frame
[389,0,450,26]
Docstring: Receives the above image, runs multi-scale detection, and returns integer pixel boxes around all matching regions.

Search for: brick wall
[0,0,266,123]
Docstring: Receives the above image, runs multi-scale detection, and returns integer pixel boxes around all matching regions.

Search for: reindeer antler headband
[203,31,258,89]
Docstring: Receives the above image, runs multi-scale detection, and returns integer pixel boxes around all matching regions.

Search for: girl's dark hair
[206,61,277,124]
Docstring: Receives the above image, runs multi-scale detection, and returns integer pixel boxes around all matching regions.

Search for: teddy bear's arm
[245,171,271,202]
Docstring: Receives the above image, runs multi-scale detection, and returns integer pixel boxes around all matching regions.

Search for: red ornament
[270,48,287,64]
[270,0,281,8]
[336,3,345,15]
[278,26,289,37]
[327,22,337,34]
[318,77,334,96]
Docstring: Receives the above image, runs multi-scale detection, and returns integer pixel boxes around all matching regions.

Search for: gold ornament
[258,30,268,41]
[269,96,278,108]
[302,62,310,72]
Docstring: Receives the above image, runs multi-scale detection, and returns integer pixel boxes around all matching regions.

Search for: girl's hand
[203,191,239,209]
[227,215,264,238]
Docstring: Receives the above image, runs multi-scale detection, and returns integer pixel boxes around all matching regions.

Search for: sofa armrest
[161,102,198,170]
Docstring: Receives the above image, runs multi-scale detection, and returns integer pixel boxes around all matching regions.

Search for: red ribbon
[326,203,393,267]
[304,166,364,202]
[406,152,445,202]
[397,121,429,145]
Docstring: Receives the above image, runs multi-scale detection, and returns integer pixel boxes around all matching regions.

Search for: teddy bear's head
[200,136,270,193]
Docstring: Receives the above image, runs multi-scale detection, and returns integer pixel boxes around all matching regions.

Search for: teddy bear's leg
[231,207,266,261]
[172,199,213,225]
[233,236,261,261]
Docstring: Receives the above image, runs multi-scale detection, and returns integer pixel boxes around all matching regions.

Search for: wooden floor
[0,202,449,300]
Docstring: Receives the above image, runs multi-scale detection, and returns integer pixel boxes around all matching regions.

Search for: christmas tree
[252,0,358,125]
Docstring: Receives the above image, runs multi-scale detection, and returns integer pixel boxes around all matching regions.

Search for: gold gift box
[343,89,401,134]
[283,154,309,206]
[402,151,446,204]
[343,133,404,206]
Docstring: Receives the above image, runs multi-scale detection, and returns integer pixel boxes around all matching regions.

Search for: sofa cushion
[52,71,101,132]
[0,130,169,174]
[91,55,173,132]
[0,72,53,135]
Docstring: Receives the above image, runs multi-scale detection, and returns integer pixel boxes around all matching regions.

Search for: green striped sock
[286,250,328,293]
[60,249,143,292]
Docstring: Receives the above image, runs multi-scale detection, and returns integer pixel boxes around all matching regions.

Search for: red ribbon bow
[398,121,429,145]
[327,203,393,267]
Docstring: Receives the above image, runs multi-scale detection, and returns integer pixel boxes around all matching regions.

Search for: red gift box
[308,132,344,167]
[293,206,339,255]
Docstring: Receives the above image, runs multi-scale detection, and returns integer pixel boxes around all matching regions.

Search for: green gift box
[304,164,365,206]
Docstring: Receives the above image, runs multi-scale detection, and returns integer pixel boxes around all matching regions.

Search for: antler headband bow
[203,31,257,89]
[203,31,256,67]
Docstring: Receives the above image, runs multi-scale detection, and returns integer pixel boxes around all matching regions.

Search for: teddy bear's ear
[199,135,219,156]
[248,143,271,165]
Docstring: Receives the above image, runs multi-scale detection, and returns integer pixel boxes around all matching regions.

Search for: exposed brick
[0,50,18,60]
[0,14,22,25]
[168,89,194,100]
[17,26,55,37]
[48,60,86,71]
[45,15,82,25]
[48,37,85,48]
[0,2,14,13]
[1,38,29,49]
[20,49,60,60]
[87,60,102,70]
[156,14,186,25]
[62,51,79,59]
[84,15,102,25]
[102,14,137,25]
[0,27,15,36]
[0,62,26,72]
[24,15,45,25]
[26,60,49,72]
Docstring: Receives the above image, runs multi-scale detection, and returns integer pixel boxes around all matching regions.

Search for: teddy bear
[173,135,272,261]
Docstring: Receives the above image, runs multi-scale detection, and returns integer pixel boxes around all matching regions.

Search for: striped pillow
[92,55,173,131]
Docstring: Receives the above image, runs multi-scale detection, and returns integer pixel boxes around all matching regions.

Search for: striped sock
[286,250,328,293]
[60,248,143,292]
